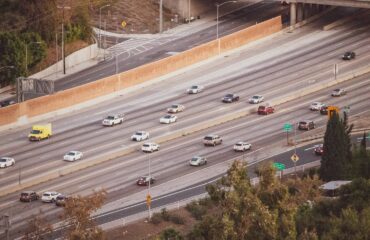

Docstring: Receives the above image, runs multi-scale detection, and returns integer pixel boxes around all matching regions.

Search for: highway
[1,7,370,238]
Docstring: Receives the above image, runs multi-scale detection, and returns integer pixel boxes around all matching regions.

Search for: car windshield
[106,116,115,120]
[43,193,50,196]
[164,115,171,118]
[333,89,340,92]
[135,132,143,135]
[67,152,75,156]
[204,136,213,140]
[235,143,243,146]
[0,159,6,162]
[171,105,178,108]
[191,86,198,89]
[21,192,30,196]
[259,106,266,109]
[299,122,307,125]
[191,157,199,161]
[30,130,41,134]
[143,144,150,147]
[252,96,259,99]
[225,94,233,97]
[56,196,65,200]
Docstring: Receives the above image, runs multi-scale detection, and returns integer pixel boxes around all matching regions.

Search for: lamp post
[99,4,111,49]
[25,42,42,74]
[57,2,71,75]
[159,0,163,33]
[216,1,237,54]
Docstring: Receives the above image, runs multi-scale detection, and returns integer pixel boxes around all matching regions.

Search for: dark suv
[55,195,69,207]
[20,191,39,202]
[222,94,239,103]
[298,120,315,130]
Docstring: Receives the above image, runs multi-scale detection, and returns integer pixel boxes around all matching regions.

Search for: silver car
[189,156,207,166]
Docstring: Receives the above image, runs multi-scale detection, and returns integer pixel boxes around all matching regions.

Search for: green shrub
[161,208,170,221]
[150,212,162,225]
[185,201,208,220]
[169,214,185,225]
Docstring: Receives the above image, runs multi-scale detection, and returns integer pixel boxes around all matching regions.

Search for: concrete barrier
[0,17,282,128]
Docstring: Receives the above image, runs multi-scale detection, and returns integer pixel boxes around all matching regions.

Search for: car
[20,191,39,202]
[0,157,15,168]
[136,176,155,186]
[298,120,315,130]
[63,151,83,162]
[249,95,264,104]
[233,142,252,152]
[160,114,177,124]
[187,85,204,94]
[102,114,124,126]
[314,144,324,156]
[55,195,69,207]
[222,93,240,103]
[331,88,346,97]
[189,156,207,166]
[131,131,149,141]
[0,100,16,108]
[203,135,222,146]
[41,191,61,203]
[167,104,185,113]
[310,102,325,111]
[257,105,275,115]
[320,106,328,115]
[342,51,355,60]
[141,142,160,153]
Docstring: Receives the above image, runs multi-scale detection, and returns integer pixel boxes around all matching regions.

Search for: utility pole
[159,0,163,33]
[57,1,70,75]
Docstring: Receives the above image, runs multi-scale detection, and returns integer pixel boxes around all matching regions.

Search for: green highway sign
[273,162,286,171]
[283,123,293,132]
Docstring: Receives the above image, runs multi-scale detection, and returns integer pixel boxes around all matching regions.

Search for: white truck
[102,114,124,126]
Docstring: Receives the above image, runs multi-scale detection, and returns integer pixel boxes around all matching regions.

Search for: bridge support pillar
[290,2,297,26]
[297,3,304,22]
[304,4,311,19]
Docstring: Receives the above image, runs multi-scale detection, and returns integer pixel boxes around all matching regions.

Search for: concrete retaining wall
[30,44,98,79]
[0,17,282,128]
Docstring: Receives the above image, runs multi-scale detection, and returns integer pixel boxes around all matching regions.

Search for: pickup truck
[28,124,52,141]
[102,114,124,126]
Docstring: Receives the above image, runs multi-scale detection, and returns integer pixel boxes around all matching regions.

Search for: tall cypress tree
[320,112,353,181]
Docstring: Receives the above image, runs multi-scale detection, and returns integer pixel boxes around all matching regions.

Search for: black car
[342,51,355,60]
[0,100,16,108]
[222,94,239,103]
[136,176,155,186]
[20,191,39,202]
[298,120,315,130]
[320,106,328,115]
[55,195,69,207]
[314,144,324,156]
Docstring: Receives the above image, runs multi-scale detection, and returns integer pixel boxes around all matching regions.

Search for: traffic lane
[53,2,283,90]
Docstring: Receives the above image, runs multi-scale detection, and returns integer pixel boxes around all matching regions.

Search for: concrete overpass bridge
[163,0,370,26]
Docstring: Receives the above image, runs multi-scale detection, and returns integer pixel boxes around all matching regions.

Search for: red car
[257,105,275,115]
[136,176,155,186]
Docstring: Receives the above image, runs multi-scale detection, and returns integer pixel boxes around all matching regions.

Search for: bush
[185,201,208,220]
[161,208,170,221]
[150,212,162,225]
[169,214,185,225]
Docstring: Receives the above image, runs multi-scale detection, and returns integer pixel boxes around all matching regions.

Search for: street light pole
[57,2,71,75]
[159,0,163,33]
[216,1,237,54]
[99,4,111,49]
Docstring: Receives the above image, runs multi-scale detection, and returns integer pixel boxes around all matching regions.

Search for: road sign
[283,123,293,132]
[146,194,151,207]
[291,153,299,162]
[273,162,286,171]
[121,21,127,28]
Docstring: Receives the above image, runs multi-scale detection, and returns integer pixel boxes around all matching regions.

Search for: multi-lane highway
[1,6,370,238]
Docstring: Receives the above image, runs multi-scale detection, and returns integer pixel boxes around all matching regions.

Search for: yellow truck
[28,124,52,141]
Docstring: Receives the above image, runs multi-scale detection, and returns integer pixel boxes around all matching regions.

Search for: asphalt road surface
[1,7,370,238]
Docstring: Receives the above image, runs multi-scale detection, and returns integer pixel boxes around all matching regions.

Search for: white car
[187,85,204,94]
[249,95,264,104]
[310,102,325,111]
[233,142,252,152]
[41,191,61,203]
[131,131,149,141]
[331,88,346,97]
[189,156,207,166]
[141,142,160,153]
[63,151,83,162]
[160,114,177,124]
[167,104,185,113]
[102,114,124,126]
[0,157,15,168]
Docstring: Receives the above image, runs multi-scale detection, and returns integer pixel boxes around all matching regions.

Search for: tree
[62,190,107,240]
[22,212,53,240]
[156,228,184,240]
[320,111,353,181]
